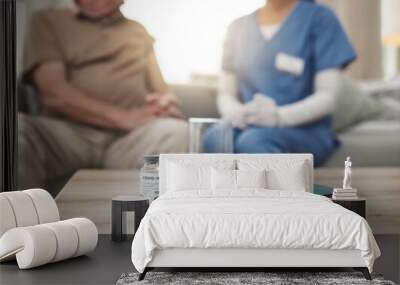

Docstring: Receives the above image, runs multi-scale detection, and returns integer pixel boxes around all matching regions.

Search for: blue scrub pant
[203,123,338,166]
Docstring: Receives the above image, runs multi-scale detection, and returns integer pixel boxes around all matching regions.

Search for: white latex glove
[218,69,341,128]
[217,72,248,129]
[222,104,248,129]
[243,93,279,127]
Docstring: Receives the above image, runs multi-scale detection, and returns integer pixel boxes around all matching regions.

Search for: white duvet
[131,190,380,273]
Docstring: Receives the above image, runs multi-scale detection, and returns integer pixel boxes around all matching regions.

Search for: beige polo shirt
[24,8,154,109]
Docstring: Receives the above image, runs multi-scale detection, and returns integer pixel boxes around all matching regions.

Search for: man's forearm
[33,61,131,130]
[41,83,125,130]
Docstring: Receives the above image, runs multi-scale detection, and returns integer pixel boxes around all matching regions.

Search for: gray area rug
[116,272,396,285]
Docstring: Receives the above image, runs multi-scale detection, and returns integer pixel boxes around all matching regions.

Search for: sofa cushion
[333,77,383,133]
[323,120,400,168]
[171,84,219,119]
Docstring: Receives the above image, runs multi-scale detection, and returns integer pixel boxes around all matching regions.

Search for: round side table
[111,195,149,242]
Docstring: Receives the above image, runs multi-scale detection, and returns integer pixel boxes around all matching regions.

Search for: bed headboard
[159,154,314,194]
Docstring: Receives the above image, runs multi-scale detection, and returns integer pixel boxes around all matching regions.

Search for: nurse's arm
[33,61,158,130]
[217,72,243,118]
[217,72,248,128]
[277,69,340,127]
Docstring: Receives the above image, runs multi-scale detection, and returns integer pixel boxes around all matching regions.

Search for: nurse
[203,0,357,166]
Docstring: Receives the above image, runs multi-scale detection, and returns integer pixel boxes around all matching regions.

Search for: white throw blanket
[131,191,380,273]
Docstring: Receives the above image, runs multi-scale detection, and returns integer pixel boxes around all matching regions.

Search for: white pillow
[238,160,308,192]
[236,169,267,189]
[167,162,211,191]
[211,169,236,190]
[211,169,267,191]
[165,159,235,193]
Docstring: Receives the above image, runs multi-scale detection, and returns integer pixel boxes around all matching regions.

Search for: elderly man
[18,0,188,190]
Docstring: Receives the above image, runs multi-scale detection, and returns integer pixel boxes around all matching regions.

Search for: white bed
[131,154,380,281]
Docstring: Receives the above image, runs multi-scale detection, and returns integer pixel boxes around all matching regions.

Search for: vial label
[141,172,159,201]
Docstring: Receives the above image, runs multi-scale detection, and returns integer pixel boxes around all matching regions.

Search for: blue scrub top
[222,1,356,128]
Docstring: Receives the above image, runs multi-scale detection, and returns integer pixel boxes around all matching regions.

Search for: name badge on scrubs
[275,53,305,76]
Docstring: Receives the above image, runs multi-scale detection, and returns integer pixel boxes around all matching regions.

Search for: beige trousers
[18,113,189,189]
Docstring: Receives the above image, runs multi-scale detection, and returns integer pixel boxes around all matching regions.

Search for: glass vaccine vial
[140,155,159,202]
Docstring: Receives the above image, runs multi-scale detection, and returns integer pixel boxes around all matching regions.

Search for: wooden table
[56,170,141,234]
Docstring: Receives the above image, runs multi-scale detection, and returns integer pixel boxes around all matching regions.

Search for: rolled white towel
[0,225,57,268]
[42,221,79,262]
[0,218,98,269]
[0,196,17,237]
[64,218,98,257]
[23,189,59,224]
[0,191,39,227]
[0,189,60,238]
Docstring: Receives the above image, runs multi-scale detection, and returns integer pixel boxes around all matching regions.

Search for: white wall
[121,0,264,83]
[381,0,400,79]
[320,0,382,80]
[17,0,384,81]
[16,0,74,77]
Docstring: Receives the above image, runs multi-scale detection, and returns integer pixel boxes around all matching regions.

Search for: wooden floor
[0,235,399,285]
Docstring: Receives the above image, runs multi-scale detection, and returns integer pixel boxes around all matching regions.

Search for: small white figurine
[343,156,352,189]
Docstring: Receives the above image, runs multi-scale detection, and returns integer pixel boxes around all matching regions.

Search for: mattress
[131,190,380,273]
[323,120,400,167]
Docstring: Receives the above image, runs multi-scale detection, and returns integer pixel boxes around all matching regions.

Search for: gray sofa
[172,83,400,234]
[17,82,400,235]
[172,83,400,168]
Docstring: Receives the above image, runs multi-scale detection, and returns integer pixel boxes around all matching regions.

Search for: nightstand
[332,198,366,218]
[112,195,149,242]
